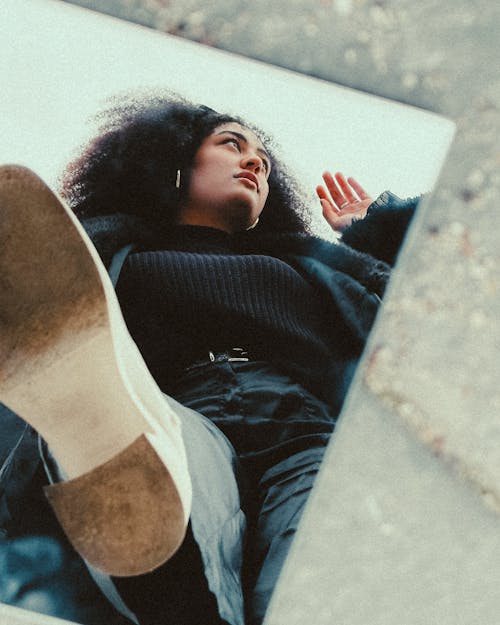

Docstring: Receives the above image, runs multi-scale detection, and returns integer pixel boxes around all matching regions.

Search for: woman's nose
[241,154,263,173]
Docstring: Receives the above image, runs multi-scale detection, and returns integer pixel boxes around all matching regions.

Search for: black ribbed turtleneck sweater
[115,225,336,399]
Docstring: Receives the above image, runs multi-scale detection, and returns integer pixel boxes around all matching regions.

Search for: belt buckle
[227,347,249,362]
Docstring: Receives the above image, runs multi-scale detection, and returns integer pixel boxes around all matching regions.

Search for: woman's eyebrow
[215,130,271,163]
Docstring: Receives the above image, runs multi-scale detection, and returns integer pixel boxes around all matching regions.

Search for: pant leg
[113,397,247,625]
[243,447,326,625]
[0,534,133,625]
[169,361,336,625]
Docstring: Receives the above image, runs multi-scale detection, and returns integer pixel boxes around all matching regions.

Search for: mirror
[0,0,454,239]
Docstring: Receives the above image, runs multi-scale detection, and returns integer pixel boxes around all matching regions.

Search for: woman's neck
[175,210,234,234]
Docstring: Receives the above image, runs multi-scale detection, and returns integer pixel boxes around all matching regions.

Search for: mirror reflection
[0,0,454,236]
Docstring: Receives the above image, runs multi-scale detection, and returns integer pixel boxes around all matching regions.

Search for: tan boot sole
[0,165,192,575]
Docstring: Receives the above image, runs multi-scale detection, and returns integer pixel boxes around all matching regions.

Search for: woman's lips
[235,172,259,191]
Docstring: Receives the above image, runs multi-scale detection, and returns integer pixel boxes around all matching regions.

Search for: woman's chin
[223,206,259,233]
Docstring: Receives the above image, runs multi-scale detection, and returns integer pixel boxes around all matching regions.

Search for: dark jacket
[0,191,419,536]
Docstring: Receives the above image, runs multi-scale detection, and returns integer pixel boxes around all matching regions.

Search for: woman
[0,95,418,625]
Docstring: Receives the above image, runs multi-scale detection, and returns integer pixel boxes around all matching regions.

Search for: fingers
[316,172,373,212]
[318,172,358,211]
[347,176,370,201]
[319,198,344,232]
[316,184,340,214]
[333,172,358,204]
[321,172,352,210]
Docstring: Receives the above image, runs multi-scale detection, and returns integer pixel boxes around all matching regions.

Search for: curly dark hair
[60,93,311,234]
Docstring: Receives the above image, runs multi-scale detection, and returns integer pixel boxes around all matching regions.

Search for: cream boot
[0,165,192,577]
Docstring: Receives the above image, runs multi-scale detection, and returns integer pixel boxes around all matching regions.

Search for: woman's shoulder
[82,213,158,266]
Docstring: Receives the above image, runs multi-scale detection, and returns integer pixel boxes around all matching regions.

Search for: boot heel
[45,435,186,577]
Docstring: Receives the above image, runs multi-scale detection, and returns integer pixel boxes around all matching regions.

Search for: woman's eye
[224,138,240,150]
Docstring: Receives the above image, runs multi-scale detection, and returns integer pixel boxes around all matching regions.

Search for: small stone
[344,48,357,64]
[466,168,485,189]
[187,10,205,27]
[402,72,418,90]
[470,310,487,328]
[380,523,395,536]
[335,0,353,16]
[370,5,390,26]
[461,188,477,203]
[399,402,413,418]
[482,491,500,514]
[304,22,320,37]
[449,221,465,236]
[356,30,371,44]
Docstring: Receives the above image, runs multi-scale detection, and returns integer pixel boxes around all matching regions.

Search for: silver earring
[175,169,181,189]
[246,217,259,231]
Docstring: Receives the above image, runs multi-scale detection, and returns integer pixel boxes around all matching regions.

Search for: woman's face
[179,122,272,233]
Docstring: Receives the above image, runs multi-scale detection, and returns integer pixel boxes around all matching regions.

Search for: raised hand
[316,172,373,233]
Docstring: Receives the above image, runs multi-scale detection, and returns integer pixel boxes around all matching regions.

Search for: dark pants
[1,361,335,625]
